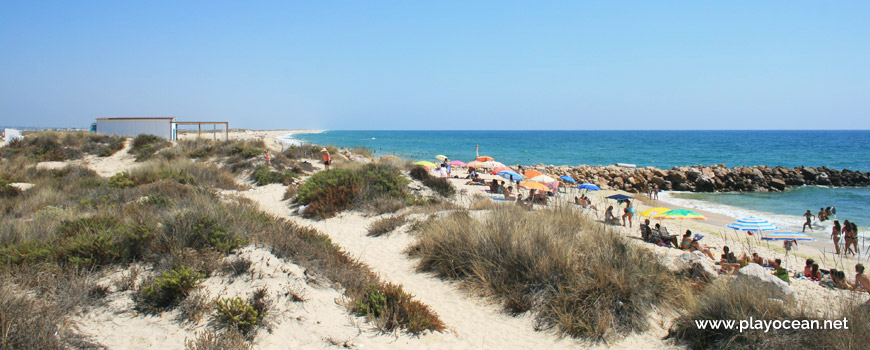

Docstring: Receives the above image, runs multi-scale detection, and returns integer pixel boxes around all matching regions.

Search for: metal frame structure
[174,121,229,141]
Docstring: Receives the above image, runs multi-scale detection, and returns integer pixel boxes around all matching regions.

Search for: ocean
[288,130,870,238]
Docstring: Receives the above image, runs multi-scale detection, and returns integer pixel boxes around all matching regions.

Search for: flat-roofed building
[95,117,177,140]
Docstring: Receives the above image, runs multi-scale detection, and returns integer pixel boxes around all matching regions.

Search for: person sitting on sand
[807,263,823,281]
[680,230,694,250]
[689,234,716,260]
[802,209,815,232]
[504,186,515,201]
[752,253,773,267]
[848,264,870,296]
[831,269,849,289]
[574,196,581,205]
[655,224,679,248]
[604,206,620,225]
[796,258,814,278]
[489,180,500,193]
[719,246,741,274]
[516,192,534,210]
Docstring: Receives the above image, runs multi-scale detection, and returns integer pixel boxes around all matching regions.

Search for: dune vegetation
[0,132,443,349]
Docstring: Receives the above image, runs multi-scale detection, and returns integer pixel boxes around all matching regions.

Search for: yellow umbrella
[520,181,550,192]
[415,161,437,168]
[639,207,672,218]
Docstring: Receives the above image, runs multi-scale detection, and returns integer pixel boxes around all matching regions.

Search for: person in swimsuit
[818,207,827,222]
[680,231,693,250]
[653,185,659,200]
[719,246,741,274]
[843,220,855,255]
[264,150,271,165]
[622,200,634,227]
[802,210,815,232]
[831,220,842,255]
[849,264,870,296]
[848,222,860,256]
[321,148,332,170]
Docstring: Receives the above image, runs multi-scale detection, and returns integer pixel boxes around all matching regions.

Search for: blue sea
[288,130,870,235]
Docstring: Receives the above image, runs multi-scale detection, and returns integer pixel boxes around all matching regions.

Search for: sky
[1,1,869,130]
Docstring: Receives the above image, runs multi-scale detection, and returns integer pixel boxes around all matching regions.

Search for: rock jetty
[527,164,870,193]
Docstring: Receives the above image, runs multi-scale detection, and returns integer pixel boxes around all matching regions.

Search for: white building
[95,117,177,140]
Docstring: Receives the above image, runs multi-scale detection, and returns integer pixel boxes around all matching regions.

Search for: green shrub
[193,216,247,254]
[98,137,125,157]
[409,165,455,197]
[283,144,323,160]
[214,288,269,335]
[296,162,409,219]
[137,266,204,311]
[108,171,135,188]
[353,283,445,334]
[130,134,170,161]
[250,165,296,186]
[0,241,54,265]
[185,329,252,350]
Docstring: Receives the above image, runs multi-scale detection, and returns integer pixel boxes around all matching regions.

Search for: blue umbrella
[605,194,632,200]
[498,171,523,182]
[761,232,814,241]
[560,175,576,184]
[577,183,600,191]
[726,217,778,232]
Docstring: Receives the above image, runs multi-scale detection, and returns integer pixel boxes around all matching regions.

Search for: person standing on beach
[832,220,842,255]
[622,200,634,227]
[802,210,815,232]
[321,148,331,170]
[843,220,855,255]
[264,150,271,166]
[848,222,860,256]
[653,185,659,200]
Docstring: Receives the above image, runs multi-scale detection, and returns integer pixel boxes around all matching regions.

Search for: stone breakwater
[529,164,870,193]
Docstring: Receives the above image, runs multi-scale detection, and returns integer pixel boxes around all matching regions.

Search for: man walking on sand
[321,148,331,170]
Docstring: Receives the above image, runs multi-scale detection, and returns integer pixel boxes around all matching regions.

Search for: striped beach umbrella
[726,217,778,232]
[761,232,815,241]
[639,207,672,218]
[659,209,706,220]
[524,169,544,179]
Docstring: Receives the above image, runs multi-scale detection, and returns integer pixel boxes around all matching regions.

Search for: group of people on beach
[801,206,861,257]
[603,200,635,227]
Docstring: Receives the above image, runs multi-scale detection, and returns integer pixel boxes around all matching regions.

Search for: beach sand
[176,129,322,152]
[64,140,868,349]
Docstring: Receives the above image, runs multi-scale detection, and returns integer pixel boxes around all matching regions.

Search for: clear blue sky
[1,1,868,130]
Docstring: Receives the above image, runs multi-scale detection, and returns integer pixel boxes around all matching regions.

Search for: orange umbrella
[524,169,543,179]
[476,156,494,162]
[520,181,550,192]
[490,166,515,175]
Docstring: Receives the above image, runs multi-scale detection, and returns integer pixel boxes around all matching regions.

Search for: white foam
[657,191,847,241]
[276,133,305,146]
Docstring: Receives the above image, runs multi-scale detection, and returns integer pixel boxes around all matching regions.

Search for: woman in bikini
[843,220,855,256]
[680,230,693,250]
[848,222,860,256]
[831,220,842,255]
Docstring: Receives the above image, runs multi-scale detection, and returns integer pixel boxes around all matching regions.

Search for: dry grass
[185,329,252,350]
[669,278,870,349]
[367,215,408,237]
[409,206,685,340]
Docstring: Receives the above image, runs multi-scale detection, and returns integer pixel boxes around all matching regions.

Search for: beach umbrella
[414,161,437,168]
[605,194,633,201]
[577,183,601,191]
[498,171,523,182]
[560,175,576,183]
[480,161,505,168]
[761,232,814,241]
[524,169,544,179]
[449,160,467,167]
[658,209,707,220]
[435,155,448,161]
[490,166,515,175]
[466,160,483,168]
[531,175,556,183]
[726,217,778,233]
[639,207,672,218]
[520,181,550,192]
[477,156,495,162]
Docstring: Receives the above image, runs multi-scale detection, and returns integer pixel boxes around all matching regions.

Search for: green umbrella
[658,209,707,220]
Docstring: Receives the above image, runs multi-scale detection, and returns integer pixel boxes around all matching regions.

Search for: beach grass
[0,133,445,347]
[408,205,687,340]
